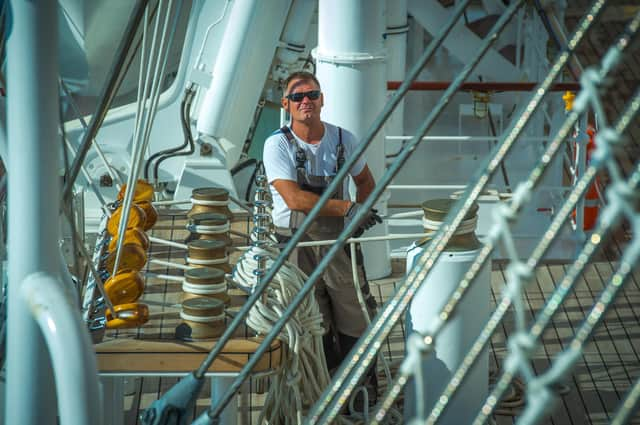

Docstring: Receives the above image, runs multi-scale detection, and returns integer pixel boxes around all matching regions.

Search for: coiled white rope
[182,281,226,295]
[186,223,230,233]
[190,198,229,206]
[179,311,225,323]
[422,215,477,235]
[185,256,229,266]
[232,244,346,425]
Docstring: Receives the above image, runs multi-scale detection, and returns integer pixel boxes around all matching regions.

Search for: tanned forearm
[288,189,351,216]
[354,165,375,203]
[272,179,351,217]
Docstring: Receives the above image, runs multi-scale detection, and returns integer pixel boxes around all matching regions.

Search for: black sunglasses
[286,90,321,102]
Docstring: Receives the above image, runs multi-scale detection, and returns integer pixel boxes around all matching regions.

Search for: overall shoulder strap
[280,126,295,143]
[280,126,306,170]
[335,127,345,173]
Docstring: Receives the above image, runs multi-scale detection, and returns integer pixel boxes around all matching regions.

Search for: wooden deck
[116,257,640,424]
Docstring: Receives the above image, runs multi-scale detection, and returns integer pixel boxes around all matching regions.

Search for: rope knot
[504,332,536,373]
[504,261,531,300]
[400,332,434,376]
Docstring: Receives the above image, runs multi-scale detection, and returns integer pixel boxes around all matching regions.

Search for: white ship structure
[1,0,640,424]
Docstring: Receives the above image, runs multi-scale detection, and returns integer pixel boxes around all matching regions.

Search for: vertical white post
[6,0,60,423]
[384,0,408,146]
[315,0,391,279]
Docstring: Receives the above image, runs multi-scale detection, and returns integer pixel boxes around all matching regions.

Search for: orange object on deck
[583,126,600,230]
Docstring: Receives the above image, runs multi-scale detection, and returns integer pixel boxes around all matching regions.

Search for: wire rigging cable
[372,7,640,425]
[113,0,183,275]
[190,0,479,421]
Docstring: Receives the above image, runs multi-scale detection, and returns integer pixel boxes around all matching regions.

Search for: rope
[422,215,477,235]
[186,223,230,233]
[185,256,229,265]
[190,198,230,206]
[113,0,182,274]
[231,244,335,425]
[182,282,226,295]
[179,311,225,323]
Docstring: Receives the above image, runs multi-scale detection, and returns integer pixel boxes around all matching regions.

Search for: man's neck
[291,120,324,144]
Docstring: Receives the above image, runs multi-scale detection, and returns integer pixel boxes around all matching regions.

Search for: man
[262,71,381,370]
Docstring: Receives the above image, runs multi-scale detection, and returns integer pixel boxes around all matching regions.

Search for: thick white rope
[182,281,226,295]
[422,215,477,235]
[348,242,402,423]
[185,256,229,265]
[190,198,230,206]
[232,244,339,425]
[186,223,230,233]
[179,311,225,323]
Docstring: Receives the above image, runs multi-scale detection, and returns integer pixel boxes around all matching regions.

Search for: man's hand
[344,202,383,237]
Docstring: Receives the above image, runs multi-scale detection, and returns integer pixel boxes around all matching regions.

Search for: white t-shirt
[263,122,366,228]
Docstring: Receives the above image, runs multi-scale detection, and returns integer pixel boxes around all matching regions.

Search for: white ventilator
[404,201,491,424]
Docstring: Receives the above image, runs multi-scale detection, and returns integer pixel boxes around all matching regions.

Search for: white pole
[315,0,391,279]
[6,0,61,422]
[384,0,408,151]
[21,273,101,425]
[196,0,259,138]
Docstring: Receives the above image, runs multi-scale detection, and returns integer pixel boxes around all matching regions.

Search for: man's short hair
[283,71,321,95]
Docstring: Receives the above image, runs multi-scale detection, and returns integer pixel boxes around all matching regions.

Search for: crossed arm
[271,165,375,217]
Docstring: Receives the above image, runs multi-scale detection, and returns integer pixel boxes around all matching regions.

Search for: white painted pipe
[196,0,259,138]
[6,1,60,422]
[384,0,408,152]
[275,0,315,65]
[315,0,391,279]
[22,273,101,425]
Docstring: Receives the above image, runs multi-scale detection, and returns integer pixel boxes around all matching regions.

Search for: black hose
[143,86,195,180]
[230,158,260,202]
[152,86,196,181]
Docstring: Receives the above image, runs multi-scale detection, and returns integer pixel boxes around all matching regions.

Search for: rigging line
[472,91,640,420]
[189,0,476,394]
[63,137,109,212]
[611,374,640,425]
[201,0,524,422]
[328,3,612,423]
[512,196,640,424]
[63,0,150,203]
[113,0,182,275]
[314,0,612,421]
[59,99,83,287]
[429,41,640,425]
[188,2,477,421]
[59,80,124,187]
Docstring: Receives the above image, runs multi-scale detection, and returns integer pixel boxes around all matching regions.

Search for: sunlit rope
[230,196,339,425]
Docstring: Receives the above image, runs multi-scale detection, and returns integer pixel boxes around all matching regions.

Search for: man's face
[282,78,323,124]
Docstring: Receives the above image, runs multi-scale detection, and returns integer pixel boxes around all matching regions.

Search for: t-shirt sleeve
[343,130,367,177]
[263,135,297,184]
